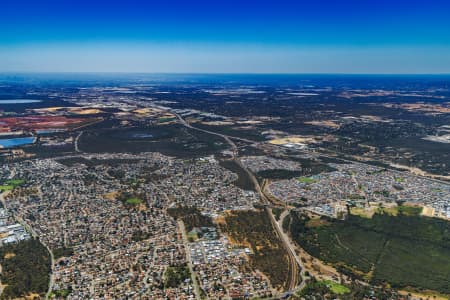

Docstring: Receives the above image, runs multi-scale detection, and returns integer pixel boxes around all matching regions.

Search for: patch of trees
[167,206,214,231]
[287,211,450,294]
[0,239,51,299]
[116,191,146,209]
[272,207,283,221]
[293,278,399,300]
[131,230,152,242]
[257,169,304,180]
[220,210,290,290]
[164,265,190,288]
[219,160,256,191]
[53,246,74,259]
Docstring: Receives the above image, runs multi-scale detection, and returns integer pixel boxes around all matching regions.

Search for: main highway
[172,110,305,294]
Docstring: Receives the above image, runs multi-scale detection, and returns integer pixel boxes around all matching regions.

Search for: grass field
[288,211,450,294]
[0,185,14,192]
[297,176,316,183]
[321,280,350,294]
[5,179,26,186]
[0,179,26,192]
[125,197,143,205]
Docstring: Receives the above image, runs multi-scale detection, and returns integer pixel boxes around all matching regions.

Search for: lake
[0,99,42,104]
[0,137,36,148]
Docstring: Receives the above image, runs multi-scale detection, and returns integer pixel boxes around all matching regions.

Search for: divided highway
[172,111,305,294]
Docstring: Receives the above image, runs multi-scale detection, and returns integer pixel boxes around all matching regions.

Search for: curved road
[172,110,305,293]
[74,130,84,153]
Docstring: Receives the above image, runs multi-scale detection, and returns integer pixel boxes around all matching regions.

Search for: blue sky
[1,0,450,73]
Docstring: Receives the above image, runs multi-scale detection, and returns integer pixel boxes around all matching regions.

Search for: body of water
[0,137,36,148]
[0,99,42,104]
[131,133,154,139]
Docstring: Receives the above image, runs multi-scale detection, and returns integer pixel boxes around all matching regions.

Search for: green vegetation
[53,247,74,259]
[0,239,51,299]
[347,194,365,200]
[164,265,191,288]
[167,206,214,232]
[297,279,333,298]
[5,179,26,186]
[117,192,146,208]
[0,179,26,192]
[376,204,423,217]
[50,288,71,299]
[322,280,350,294]
[220,210,290,289]
[131,230,152,242]
[0,185,14,192]
[289,156,337,175]
[272,207,283,221]
[287,211,450,294]
[373,190,390,197]
[219,159,256,191]
[297,279,350,297]
[396,205,422,216]
[297,176,316,184]
[158,117,177,123]
[294,277,398,300]
[80,124,228,159]
[196,123,267,141]
[125,197,143,205]
[256,169,304,180]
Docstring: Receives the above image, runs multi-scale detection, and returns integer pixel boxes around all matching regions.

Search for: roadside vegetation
[272,207,283,221]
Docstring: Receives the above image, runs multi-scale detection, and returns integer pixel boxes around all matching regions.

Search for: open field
[0,179,26,192]
[0,185,14,192]
[125,197,143,205]
[297,176,316,184]
[322,280,350,295]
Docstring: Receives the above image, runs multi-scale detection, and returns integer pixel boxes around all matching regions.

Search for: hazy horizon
[2,0,450,73]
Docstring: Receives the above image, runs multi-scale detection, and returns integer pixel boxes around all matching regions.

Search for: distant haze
[1,0,450,74]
